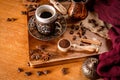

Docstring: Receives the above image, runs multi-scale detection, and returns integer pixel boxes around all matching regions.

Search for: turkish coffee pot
[68,0,88,20]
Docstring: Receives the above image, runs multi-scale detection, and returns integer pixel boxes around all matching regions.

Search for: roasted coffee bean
[62,68,69,75]
[88,19,96,23]
[27,62,30,67]
[80,22,82,26]
[43,70,50,74]
[7,18,17,22]
[75,25,79,30]
[36,71,43,76]
[94,23,98,27]
[27,5,36,12]
[70,25,75,30]
[25,72,32,76]
[77,32,81,38]
[17,68,23,72]
[21,11,27,15]
[7,18,12,21]
[81,27,86,35]
[72,36,77,40]
[11,18,17,21]
[69,30,74,34]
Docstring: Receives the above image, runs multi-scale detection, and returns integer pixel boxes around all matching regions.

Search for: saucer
[28,14,66,41]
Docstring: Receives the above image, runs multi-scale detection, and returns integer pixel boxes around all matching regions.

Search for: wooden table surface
[0,0,101,80]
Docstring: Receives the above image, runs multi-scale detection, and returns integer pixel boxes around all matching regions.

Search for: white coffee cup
[35,5,58,35]
[35,5,57,24]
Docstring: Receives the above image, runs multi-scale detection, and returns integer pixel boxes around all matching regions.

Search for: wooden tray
[26,1,111,67]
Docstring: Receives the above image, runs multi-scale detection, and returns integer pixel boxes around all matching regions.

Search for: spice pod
[82,57,99,79]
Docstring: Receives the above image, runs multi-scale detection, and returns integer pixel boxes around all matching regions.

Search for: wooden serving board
[26,1,111,67]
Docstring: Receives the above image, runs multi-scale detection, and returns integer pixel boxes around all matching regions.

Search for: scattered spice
[17,68,24,72]
[31,53,41,60]
[29,50,34,55]
[25,72,32,76]
[97,26,105,32]
[62,68,69,75]
[88,19,98,27]
[41,52,50,61]
[36,45,47,50]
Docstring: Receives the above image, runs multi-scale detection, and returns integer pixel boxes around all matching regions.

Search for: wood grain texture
[0,0,103,80]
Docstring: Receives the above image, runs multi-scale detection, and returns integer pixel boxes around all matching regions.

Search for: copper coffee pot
[68,0,88,20]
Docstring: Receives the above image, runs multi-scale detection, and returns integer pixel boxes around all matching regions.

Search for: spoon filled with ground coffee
[57,39,99,52]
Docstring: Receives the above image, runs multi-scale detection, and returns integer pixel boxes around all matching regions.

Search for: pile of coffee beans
[7,18,17,22]
[17,67,69,76]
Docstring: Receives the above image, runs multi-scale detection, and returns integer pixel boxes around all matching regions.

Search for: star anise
[41,52,50,61]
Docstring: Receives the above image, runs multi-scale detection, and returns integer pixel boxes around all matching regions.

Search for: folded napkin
[94,0,120,80]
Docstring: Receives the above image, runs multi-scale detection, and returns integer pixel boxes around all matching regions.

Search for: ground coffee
[59,39,70,48]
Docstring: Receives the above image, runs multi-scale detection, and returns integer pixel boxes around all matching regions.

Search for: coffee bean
[69,30,74,35]
[62,68,69,75]
[36,71,43,76]
[27,62,30,67]
[81,27,86,35]
[73,36,77,40]
[75,25,79,30]
[7,18,17,22]
[80,22,82,26]
[17,68,23,72]
[70,25,75,30]
[43,70,50,74]
[7,18,12,21]
[21,11,27,15]
[25,72,32,76]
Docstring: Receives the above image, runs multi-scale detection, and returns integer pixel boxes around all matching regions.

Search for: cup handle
[55,21,62,33]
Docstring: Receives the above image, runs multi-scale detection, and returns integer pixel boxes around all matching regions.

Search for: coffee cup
[35,5,58,35]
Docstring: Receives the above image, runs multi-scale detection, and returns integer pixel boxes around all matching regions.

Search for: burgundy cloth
[94,0,120,80]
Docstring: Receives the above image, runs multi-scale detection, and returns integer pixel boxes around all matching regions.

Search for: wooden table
[0,0,102,80]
